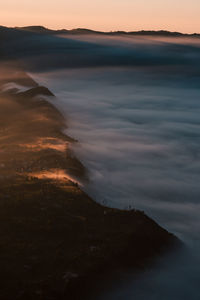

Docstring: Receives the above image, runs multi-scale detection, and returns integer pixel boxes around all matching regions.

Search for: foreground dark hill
[0,65,179,300]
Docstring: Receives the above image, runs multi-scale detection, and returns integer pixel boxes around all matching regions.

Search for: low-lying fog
[34,67,200,241]
[32,34,200,300]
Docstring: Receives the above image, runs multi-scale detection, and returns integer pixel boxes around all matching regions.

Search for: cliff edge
[0,65,180,300]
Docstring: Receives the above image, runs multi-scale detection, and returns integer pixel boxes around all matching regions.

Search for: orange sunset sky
[1,0,200,33]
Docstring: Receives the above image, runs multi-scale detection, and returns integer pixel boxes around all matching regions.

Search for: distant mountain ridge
[2,25,200,37]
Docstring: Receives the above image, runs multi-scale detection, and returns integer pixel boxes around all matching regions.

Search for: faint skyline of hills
[1,25,200,37]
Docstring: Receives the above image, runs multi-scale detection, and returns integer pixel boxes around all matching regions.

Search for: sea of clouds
[34,66,200,240]
[28,33,200,300]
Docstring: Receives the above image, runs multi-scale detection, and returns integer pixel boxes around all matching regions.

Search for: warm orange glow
[19,137,68,153]
[1,0,200,33]
[29,169,81,186]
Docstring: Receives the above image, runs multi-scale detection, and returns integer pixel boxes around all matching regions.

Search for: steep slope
[0,66,180,300]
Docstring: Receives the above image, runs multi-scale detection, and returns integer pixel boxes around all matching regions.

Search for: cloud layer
[28,34,200,300]
[33,64,200,241]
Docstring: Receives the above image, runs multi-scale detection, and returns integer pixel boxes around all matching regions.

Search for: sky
[1,0,200,33]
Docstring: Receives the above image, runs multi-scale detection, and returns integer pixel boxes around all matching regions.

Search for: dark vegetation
[0,65,180,299]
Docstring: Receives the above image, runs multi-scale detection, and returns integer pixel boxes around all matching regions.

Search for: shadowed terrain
[0,65,179,299]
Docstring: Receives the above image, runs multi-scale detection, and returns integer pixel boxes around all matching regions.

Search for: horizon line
[1,25,200,36]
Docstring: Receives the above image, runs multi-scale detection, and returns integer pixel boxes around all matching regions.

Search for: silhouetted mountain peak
[0,25,199,37]
[16,26,52,33]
